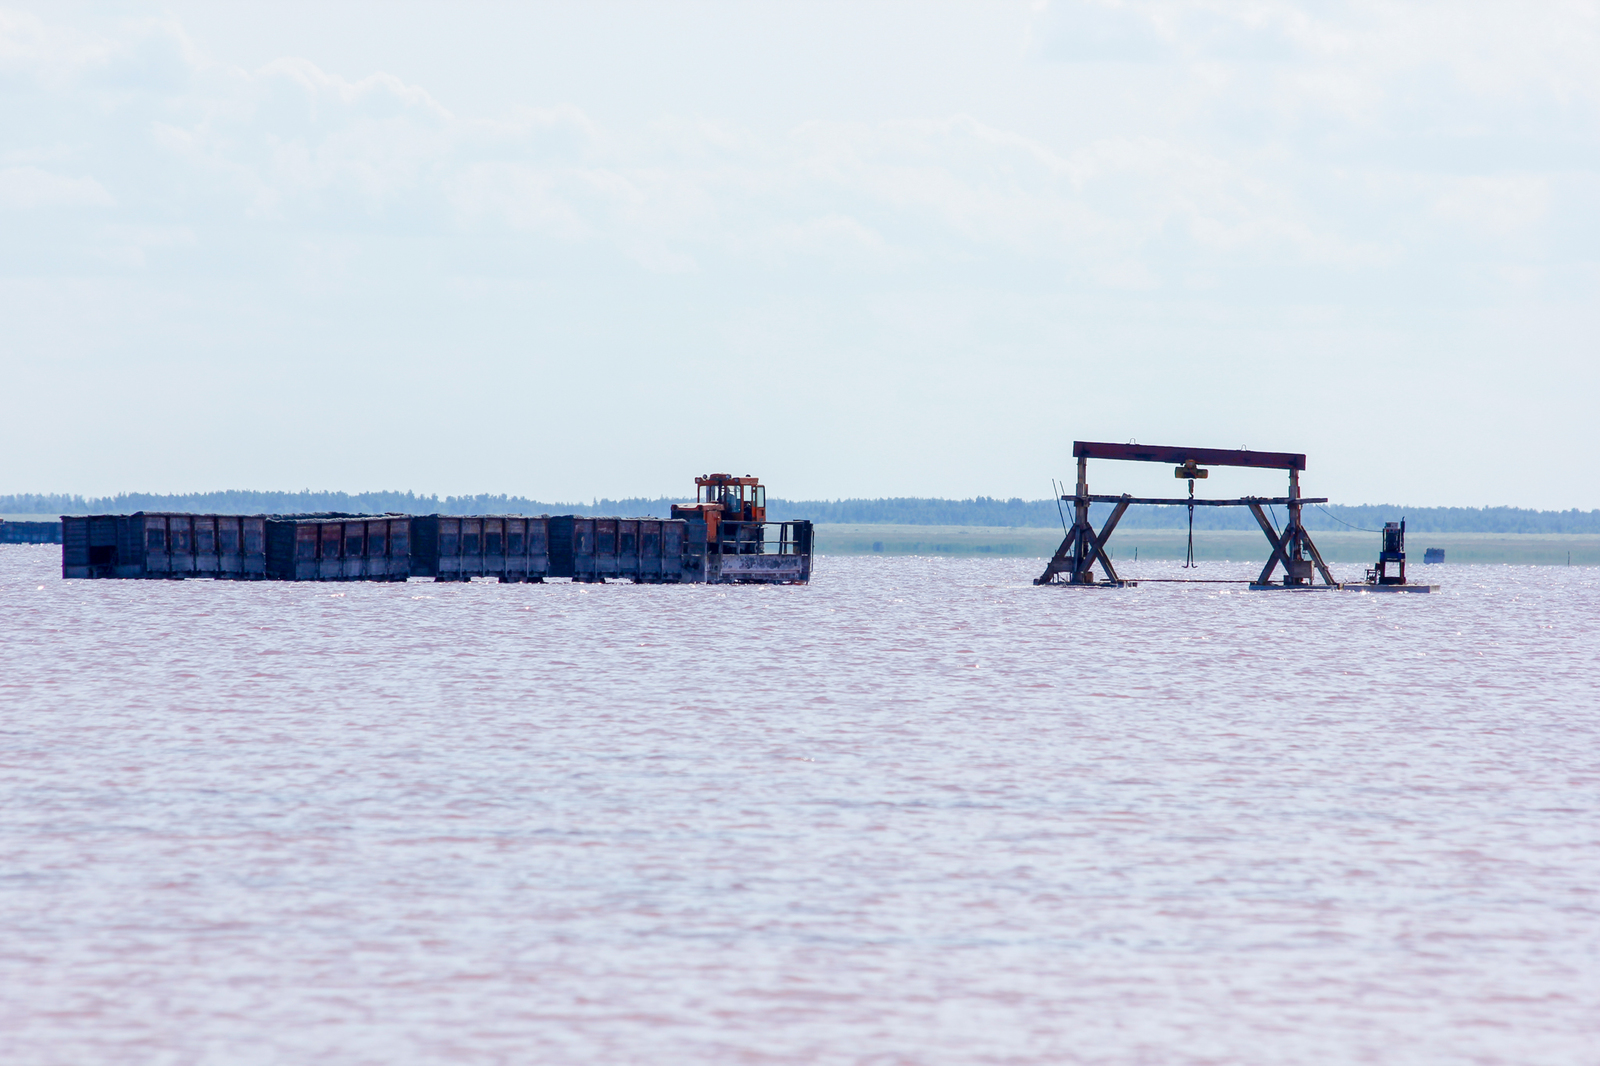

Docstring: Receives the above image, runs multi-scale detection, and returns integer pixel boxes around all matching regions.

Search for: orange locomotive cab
[670,474,766,545]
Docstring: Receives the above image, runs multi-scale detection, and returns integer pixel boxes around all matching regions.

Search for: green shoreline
[812,525,1600,565]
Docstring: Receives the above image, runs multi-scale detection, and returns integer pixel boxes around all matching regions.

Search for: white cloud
[1034,0,1173,62]
[1432,175,1551,239]
[0,9,197,93]
[1,2,1597,504]
[0,164,113,207]
[3,3,1592,287]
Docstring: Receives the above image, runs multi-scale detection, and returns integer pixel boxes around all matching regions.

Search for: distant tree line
[0,490,677,519]
[4,491,1599,534]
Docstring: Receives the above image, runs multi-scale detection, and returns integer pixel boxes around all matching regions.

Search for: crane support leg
[1249,501,1336,587]
[1035,496,1130,585]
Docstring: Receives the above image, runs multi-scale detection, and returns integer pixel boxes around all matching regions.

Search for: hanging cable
[1314,504,1382,533]
[1184,476,1196,568]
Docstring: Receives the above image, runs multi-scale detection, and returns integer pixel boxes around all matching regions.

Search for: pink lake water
[1,544,1597,1065]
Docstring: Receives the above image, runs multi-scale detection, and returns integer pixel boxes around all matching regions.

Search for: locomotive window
[755,487,765,507]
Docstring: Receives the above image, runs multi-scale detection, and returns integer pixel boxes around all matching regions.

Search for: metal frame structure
[1035,441,1337,588]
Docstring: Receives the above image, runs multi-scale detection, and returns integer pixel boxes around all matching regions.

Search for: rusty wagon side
[547,516,694,583]
[264,516,411,582]
[409,515,551,582]
[62,513,269,579]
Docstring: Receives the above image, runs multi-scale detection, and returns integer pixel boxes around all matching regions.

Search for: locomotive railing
[714,521,811,556]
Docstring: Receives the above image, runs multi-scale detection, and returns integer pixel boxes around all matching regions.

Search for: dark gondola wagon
[409,515,551,582]
[63,513,268,579]
[548,515,695,583]
[264,516,411,582]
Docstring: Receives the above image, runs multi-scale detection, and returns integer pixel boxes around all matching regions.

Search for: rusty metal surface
[1073,441,1307,471]
[1068,495,1329,507]
[551,515,697,583]
[264,516,412,582]
[717,554,808,581]
[409,515,548,583]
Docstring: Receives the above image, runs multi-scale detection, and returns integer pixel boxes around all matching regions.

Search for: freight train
[58,476,813,584]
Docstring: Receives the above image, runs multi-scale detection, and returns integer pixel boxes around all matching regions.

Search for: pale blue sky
[2,1,1596,506]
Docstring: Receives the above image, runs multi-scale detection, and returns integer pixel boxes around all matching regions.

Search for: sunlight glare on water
[1,545,1597,1064]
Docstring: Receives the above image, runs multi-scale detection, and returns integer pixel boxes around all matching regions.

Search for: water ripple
[1,547,1597,1064]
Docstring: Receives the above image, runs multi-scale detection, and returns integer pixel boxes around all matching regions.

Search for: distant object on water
[1424,547,1445,564]
[0,519,61,545]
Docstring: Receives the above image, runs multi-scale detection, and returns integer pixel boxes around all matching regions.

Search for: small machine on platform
[1374,521,1407,584]
[1347,520,1437,594]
